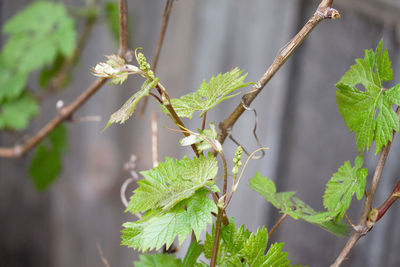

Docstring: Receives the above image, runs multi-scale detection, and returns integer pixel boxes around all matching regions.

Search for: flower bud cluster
[232,146,243,175]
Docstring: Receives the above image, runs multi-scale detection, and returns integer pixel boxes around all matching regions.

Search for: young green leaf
[182,242,204,267]
[179,123,222,152]
[29,124,68,191]
[241,227,270,266]
[122,189,216,252]
[134,253,182,267]
[0,94,38,130]
[0,66,27,101]
[336,40,400,153]
[1,1,76,74]
[249,172,348,236]
[167,68,251,118]
[105,78,158,128]
[126,154,218,215]
[205,221,302,266]
[323,156,367,221]
[262,243,291,267]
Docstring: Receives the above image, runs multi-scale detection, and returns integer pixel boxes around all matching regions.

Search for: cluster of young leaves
[336,40,400,154]
[203,220,301,266]
[179,123,222,152]
[29,124,68,191]
[133,221,302,267]
[122,154,219,252]
[249,172,349,236]
[166,68,251,118]
[0,1,76,130]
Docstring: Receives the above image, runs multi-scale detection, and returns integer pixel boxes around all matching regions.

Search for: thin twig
[139,0,175,116]
[96,240,111,267]
[216,0,339,147]
[0,78,108,158]
[201,112,207,131]
[376,180,400,222]
[210,150,228,267]
[118,0,132,61]
[268,214,288,239]
[331,108,400,266]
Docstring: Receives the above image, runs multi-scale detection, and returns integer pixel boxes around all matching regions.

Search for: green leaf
[205,222,301,267]
[323,156,367,221]
[167,68,251,118]
[249,172,348,236]
[29,124,67,191]
[241,227,269,266]
[182,242,203,267]
[261,243,291,267]
[127,154,218,215]
[0,66,28,101]
[336,40,400,153]
[0,94,38,130]
[1,1,76,73]
[104,2,120,44]
[122,189,216,252]
[179,124,222,152]
[134,253,182,267]
[105,78,158,128]
[39,53,68,88]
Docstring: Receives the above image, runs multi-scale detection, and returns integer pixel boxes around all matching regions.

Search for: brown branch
[210,207,223,267]
[118,0,132,61]
[332,108,400,266]
[268,214,289,239]
[216,1,339,146]
[0,0,133,158]
[375,180,400,222]
[139,0,175,117]
[0,78,108,158]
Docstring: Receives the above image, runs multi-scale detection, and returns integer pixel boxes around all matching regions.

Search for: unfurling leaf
[336,40,400,154]
[249,172,348,236]
[105,78,159,129]
[166,68,251,118]
[323,156,367,221]
[179,123,221,152]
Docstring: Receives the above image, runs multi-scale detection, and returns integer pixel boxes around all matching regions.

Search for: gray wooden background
[1,0,400,266]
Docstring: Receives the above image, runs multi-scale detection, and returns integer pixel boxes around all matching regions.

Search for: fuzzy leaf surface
[336,40,400,153]
[127,154,217,214]
[168,67,250,118]
[1,1,76,73]
[122,189,216,252]
[323,156,367,221]
[29,124,67,191]
[249,172,348,236]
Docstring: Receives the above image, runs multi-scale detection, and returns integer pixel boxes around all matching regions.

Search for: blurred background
[1,0,400,266]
